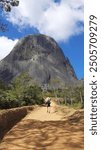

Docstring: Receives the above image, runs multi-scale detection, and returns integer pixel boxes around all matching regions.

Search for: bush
[0,73,44,109]
[22,86,44,105]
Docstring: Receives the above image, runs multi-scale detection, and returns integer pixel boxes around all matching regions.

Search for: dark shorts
[47,103,50,107]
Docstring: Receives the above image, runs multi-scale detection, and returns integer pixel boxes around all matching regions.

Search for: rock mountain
[0,34,77,88]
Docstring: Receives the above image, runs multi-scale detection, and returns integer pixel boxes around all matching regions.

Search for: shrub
[0,73,44,109]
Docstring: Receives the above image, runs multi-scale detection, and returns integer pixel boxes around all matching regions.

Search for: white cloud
[6,0,84,41]
[0,36,18,60]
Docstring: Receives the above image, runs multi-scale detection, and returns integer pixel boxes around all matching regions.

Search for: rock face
[0,34,77,88]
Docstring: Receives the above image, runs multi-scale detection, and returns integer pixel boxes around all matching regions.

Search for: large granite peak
[0,34,77,88]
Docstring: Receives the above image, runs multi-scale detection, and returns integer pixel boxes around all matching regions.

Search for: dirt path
[0,101,84,150]
[24,101,73,121]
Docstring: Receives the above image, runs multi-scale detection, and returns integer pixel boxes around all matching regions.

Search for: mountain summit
[0,34,77,87]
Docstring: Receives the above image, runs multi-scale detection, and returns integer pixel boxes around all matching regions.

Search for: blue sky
[60,33,84,79]
[0,0,84,79]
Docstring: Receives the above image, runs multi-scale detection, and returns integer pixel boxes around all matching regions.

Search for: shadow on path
[0,117,83,150]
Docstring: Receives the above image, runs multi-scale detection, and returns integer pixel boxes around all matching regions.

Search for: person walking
[45,97,51,113]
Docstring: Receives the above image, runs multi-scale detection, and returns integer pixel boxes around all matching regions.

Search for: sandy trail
[24,101,67,121]
[0,101,84,150]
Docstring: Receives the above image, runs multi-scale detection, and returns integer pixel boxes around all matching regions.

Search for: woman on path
[45,97,51,113]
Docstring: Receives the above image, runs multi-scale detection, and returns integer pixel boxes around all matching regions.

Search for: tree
[55,84,84,108]
[10,72,32,101]
[23,86,44,105]
[73,86,84,108]
[0,73,44,109]
[0,0,19,32]
[61,87,74,105]
[48,78,61,98]
[0,0,19,12]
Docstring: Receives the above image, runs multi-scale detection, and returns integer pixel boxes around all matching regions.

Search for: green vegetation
[0,73,44,109]
[0,73,84,109]
[42,85,84,109]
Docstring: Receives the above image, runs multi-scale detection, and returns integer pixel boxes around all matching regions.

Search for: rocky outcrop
[0,34,77,88]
